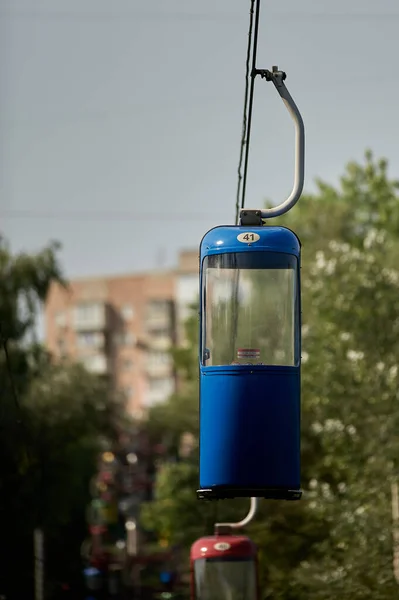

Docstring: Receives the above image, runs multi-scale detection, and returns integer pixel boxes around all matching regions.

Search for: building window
[147,351,171,368]
[55,310,67,327]
[77,332,102,348]
[74,302,105,329]
[146,300,171,325]
[151,328,171,338]
[145,377,175,407]
[114,332,136,347]
[81,354,107,374]
[121,304,134,321]
[148,329,172,351]
[147,299,170,313]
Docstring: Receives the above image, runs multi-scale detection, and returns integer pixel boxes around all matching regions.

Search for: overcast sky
[1,0,399,278]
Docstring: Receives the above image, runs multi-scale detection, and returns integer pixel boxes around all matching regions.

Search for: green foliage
[0,238,125,599]
[0,236,66,342]
[142,151,399,598]
[171,304,199,382]
[18,363,122,528]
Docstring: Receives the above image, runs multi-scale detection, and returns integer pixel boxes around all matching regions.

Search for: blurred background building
[45,249,199,417]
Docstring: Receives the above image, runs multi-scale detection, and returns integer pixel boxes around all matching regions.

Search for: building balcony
[146,377,176,406]
[80,353,108,375]
[145,313,172,332]
[151,338,171,352]
[145,330,173,352]
[145,362,173,378]
[76,331,106,351]
[73,302,108,331]
[145,299,173,332]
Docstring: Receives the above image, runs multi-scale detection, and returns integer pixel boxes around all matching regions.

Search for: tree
[287,231,399,599]
[0,238,126,599]
[141,151,399,598]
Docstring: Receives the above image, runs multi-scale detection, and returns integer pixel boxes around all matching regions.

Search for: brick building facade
[45,250,199,417]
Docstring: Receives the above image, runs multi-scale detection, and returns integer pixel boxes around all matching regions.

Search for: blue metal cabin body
[198,225,302,501]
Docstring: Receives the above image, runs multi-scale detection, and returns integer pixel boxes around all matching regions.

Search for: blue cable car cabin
[197,225,302,501]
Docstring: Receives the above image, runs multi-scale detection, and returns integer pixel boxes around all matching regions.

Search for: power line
[0,210,229,222]
[235,0,255,226]
[274,11,399,20]
[0,9,244,23]
[235,0,263,222]
[240,0,261,216]
[1,8,399,22]
[0,72,393,128]
[2,70,394,126]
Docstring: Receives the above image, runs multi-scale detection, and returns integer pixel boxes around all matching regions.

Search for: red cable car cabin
[190,534,259,600]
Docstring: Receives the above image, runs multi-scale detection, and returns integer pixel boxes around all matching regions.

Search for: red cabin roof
[190,535,257,562]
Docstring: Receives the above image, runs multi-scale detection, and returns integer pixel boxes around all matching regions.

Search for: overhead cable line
[1,8,399,21]
[235,0,255,225]
[0,210,228,222]
[235,0,261,223]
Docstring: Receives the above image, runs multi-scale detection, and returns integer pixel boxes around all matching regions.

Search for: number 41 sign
[237,232,260,244]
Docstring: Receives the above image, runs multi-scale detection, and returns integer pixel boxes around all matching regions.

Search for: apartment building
[175,249,200,342]
[45,250,199,417]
